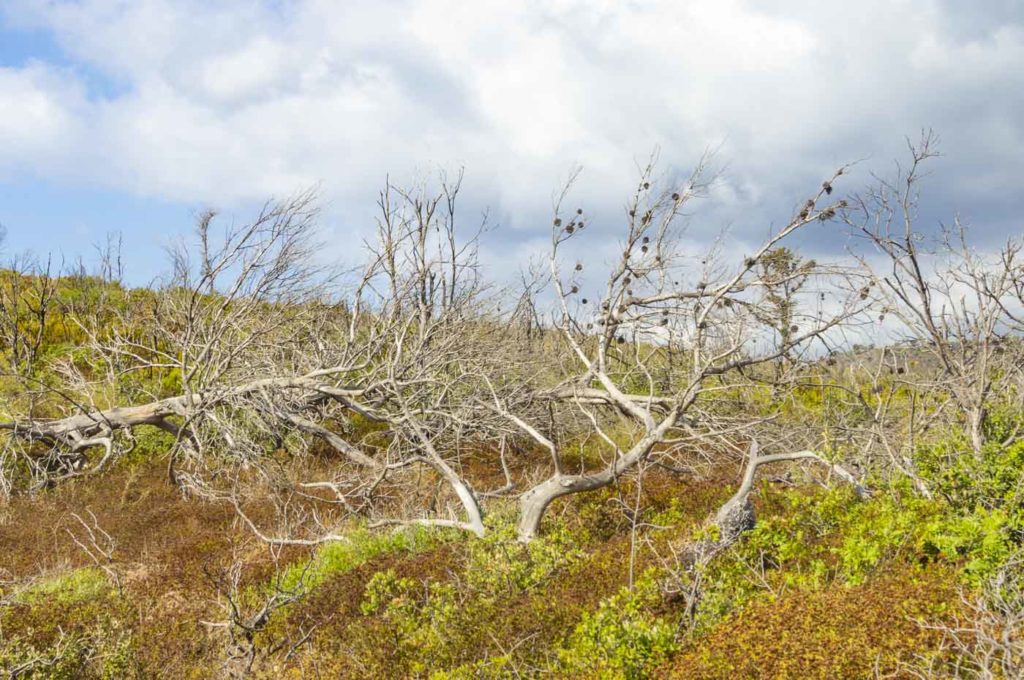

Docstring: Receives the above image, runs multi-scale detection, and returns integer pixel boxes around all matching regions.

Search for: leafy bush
[353,517,584,676]
[358,569,464,674]
[557,571,678,679]
[684,480,1014,640]
[122,425,177,465]
[922,506,1014,586]
[431,655,514,679]
[917,409,1024,523]
[463,518,583,595]
[277,524,436,593]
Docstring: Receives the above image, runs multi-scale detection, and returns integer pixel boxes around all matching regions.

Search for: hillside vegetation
[2,139,1023,678]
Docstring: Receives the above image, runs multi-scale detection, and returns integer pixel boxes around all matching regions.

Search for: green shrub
[463,518,583,595]
[922,506,1014,586]
[359,568,463,674]
[917,410,1024,524]
[688,481,1015,637]
[277,524,437,594]
[557,571,678,679]
[122,425,176,465]
[354,517,584,676]
[430,655,514,679]
[17,567,111,606]
[834,491,941,584]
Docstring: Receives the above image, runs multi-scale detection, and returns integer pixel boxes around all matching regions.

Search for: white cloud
[0,0,1021,274]
[0,63,85,173]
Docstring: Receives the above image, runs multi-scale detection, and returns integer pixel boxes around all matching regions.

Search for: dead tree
[201,554,308,679]
[0,177,500,541]
[847,131,1024,472]
[490,154,865,540]
[0,249,58,379]
[0,162,871,548]
[652,439,867,626]
[0,191,341,492]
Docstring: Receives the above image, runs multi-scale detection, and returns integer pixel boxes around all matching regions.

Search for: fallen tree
[1,159,873,545]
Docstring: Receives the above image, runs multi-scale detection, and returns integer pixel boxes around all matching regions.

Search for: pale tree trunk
[517,475,608,542]
[968,406,987,455]
[437,460,486,537]
[516,416,677,542]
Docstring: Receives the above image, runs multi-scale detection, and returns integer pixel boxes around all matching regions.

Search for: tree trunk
[968,406,987,454]
[517,474,608,542]
[450,475,486,537]
[515,416,677,542]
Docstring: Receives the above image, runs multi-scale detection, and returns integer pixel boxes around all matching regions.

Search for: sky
[0,0,1022,284]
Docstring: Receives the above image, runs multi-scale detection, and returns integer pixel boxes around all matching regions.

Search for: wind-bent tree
[0,176,511,540]
[0,159,871,545]
[487,156,866,540]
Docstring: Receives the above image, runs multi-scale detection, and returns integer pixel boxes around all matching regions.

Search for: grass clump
[277,524,439,594]
[16,567,111,606]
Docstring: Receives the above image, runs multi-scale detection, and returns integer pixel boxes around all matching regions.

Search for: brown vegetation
[2,135,1022,677]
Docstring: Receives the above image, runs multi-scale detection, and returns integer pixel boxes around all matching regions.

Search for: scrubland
[2,137,1022,678]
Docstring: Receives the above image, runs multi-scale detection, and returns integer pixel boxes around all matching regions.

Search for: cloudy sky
[0,0,1021,282]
